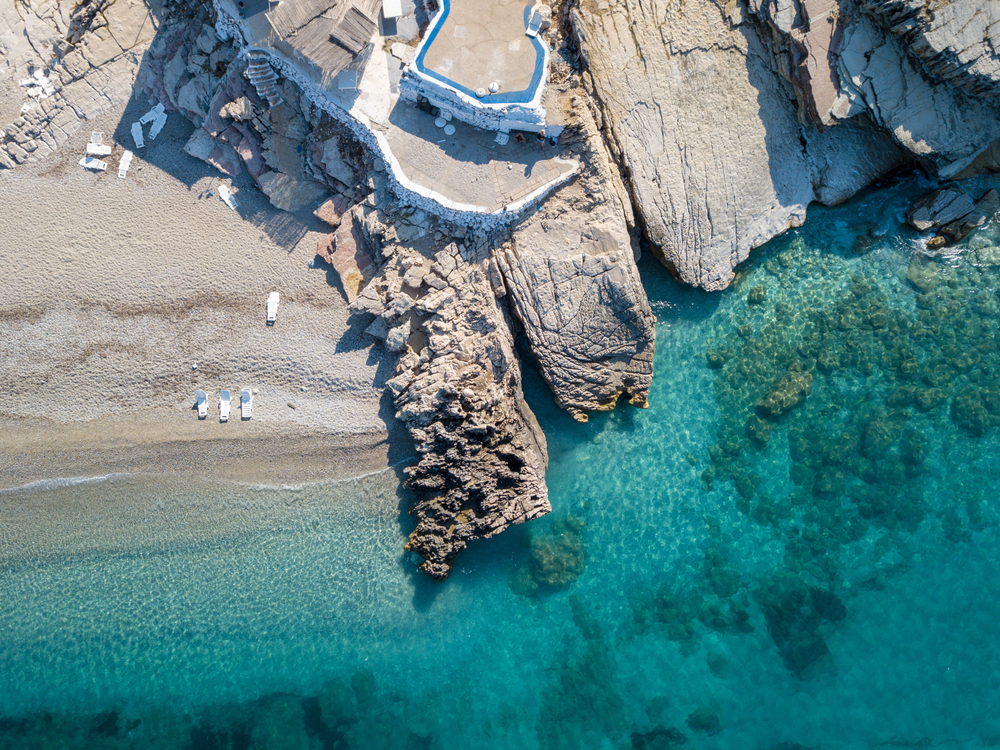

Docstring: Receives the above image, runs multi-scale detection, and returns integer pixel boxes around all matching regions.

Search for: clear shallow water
[4,173,1000,749]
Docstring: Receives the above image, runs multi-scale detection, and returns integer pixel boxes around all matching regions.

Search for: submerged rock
[757,368,813,418]
[251,696,319,750]
[511,516,587,596]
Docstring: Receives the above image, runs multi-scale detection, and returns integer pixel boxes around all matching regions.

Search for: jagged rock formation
[752,0,1000,173]
[908,185,1000,247]
[0,0,160,167]
[496,99,655,421]
[351,197,550,580]
[863,0,1000,100]
[125,3,366,213]
[570,0,1000,290]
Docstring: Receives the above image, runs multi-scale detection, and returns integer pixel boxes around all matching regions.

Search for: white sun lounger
[526,10,543,37]
[140,103,165,124]
[219,390,232,422]
[131,122,145,148]
[79,156,108,171]
[219,184,239,210]
[195,390,208,419]
[149,111,168,140]
[241,389,253,420]
[119,150,133,179]
[266,292,280,325]
[86,142,112,156]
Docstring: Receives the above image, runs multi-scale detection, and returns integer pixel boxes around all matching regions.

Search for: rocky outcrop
[570,0,911,291]
[317,206,375,302]
[571,0,1000,290]
[0,0,159,167]
[497,100,655,421]
[908,185,1000,247]
[351,199,550,580]
[863,0,1000,100]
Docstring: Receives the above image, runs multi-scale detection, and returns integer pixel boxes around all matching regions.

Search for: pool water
[3,172,1000,749]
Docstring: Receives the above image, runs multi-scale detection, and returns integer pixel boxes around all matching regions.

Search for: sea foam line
[237,457,418,493]
[0,473,134,495]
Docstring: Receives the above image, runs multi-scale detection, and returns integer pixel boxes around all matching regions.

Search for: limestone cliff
[571,0,1000,290]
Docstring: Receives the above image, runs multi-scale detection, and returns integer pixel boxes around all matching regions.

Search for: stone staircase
[245,51,283,107]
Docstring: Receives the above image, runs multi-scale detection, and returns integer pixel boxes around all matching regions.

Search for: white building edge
[397,2,550,134]
[213,0,576,226]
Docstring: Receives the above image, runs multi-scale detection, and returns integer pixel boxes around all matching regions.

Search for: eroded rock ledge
[496,101,655,421]
[351,206,550,580]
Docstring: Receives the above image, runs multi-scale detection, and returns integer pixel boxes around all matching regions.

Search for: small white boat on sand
[241,389,253,420]
[219,390,232,422]
[266,292,280,325]
[195,390,208,419]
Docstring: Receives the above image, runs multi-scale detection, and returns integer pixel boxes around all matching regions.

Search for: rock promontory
[351,199,551,580]
[496,102,655,421]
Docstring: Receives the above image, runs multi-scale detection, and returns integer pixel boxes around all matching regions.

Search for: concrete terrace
[417,0,542,101]
[384,102,575,212]
[217,0,574,219]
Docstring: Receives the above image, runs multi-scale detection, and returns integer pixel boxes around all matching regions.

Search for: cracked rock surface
[496,101,655,421]
[864,0,1000,100]
[352,202,550,580]
[1,0,161,168]
[572,0,1000,291]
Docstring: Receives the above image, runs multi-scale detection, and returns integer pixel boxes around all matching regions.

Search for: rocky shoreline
[3,0,999,577]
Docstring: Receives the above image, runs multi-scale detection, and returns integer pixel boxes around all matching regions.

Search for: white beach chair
[150,111,168,140]
[131,121,145,148]
[219,390,232,422]
[140,103,165,124]
[241,389,253,420]
[219,184,239,210]
[195,390,208,419]
[118,150,134,179]
[78,156,108,171]
[86,142,112,156]
[266,292,280,325]
[526,10,544,37]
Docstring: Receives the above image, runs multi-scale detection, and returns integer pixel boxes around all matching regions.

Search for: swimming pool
[414,0,548,106]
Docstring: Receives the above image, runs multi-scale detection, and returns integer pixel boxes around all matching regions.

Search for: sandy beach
[0,102,410,491]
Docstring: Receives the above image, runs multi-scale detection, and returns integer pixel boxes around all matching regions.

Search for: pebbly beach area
[0,103,410,494]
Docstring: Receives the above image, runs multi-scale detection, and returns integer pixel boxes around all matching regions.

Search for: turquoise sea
[4,172,1000,749]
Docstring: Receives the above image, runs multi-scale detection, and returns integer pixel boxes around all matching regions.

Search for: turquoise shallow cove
[4,173,1000,749]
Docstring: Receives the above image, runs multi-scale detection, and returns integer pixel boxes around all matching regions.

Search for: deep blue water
[3,173,1000,749]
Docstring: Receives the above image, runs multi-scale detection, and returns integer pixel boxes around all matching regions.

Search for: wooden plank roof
[267,0,382,80]
[266,0,340,39]
[329,7,377,55]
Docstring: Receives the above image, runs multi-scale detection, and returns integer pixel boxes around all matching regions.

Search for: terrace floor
[384,100,575,212]
[418,0,541,100]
